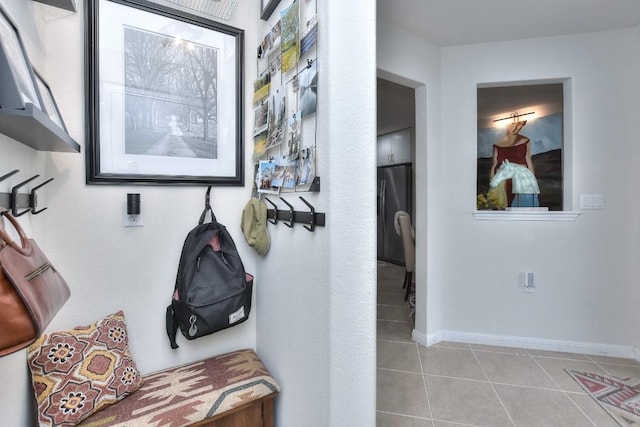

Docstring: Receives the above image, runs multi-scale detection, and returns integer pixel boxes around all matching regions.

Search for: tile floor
[376,261,640,426]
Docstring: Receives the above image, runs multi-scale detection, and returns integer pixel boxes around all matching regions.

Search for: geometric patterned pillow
[26,311,142,426]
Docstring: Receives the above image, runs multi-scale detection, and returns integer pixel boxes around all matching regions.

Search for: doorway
[376,77,416,334]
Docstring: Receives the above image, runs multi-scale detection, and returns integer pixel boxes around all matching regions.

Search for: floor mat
[566,369,640,426]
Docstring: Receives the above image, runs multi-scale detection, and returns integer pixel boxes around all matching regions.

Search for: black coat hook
[12,175,39,217]
[199,186,216,224]
[0,169,19,183]
[30,178,54,215]
[205,186,212,210]
[279,197,295,228]
[265,198,278,225]
[298,197,316,232]
[264,197,325,232]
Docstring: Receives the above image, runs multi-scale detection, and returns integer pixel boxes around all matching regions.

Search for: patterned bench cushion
[78,349,280,427]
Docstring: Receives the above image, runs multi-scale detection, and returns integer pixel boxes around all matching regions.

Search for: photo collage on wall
[253,0,318,194]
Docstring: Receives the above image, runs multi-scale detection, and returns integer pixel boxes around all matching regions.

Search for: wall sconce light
[493,111,536,127]
[125,193,143,227]
[127,193,140,216]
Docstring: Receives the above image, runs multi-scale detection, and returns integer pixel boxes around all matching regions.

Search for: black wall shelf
[33,0,77,12]
[0,4,79,153]
[0,104,80,153]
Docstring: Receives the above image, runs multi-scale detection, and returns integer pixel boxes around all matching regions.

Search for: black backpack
[166,196,253,349]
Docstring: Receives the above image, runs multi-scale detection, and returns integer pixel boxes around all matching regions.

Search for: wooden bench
[78,349,279,427]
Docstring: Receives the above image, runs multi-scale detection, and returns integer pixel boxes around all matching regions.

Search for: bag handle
[0,211,30,255]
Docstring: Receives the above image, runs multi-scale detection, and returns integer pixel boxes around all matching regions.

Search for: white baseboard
[411,329,437,347]
[412,329,638,361]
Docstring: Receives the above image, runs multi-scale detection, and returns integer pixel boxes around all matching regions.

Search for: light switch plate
[580,194,605,210]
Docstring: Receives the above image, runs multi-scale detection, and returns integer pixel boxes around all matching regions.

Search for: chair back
[396,212,415,273]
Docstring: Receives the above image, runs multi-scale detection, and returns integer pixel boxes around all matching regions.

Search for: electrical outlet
[523,272,535,293]
[124,213,143,227]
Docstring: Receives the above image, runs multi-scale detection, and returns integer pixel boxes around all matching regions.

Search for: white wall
[438,28,640,353]
[1,0,378,426]
[256,1,377,426]
[378,20,640,356]
[0,2,259,425]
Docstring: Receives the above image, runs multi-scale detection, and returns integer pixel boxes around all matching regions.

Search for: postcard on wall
[257,21,281,76]
[278,158,298,192]
[253,130,268,161]
[299,60,317,118]
[266,20,281,55]
[270,163,287,189]
[253,102,269,136]
[280,0,299,73]
[267,88,286,149]
[296,146,315,190]
[268,50,282,82]
[285,75,299,117]
[258,160,280,194]
[300,15,317,58]
[283,162,298,188]
[253,73,271,104]
[284,110,302,160]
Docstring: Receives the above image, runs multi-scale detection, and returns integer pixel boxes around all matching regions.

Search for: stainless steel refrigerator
[377,163,412,265]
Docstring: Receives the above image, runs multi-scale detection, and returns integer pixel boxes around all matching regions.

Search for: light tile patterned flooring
[376,261,640,426]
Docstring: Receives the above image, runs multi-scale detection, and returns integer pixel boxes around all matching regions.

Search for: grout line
[429,419,485,427]
[377,338,416,345]
[528,354,591,362]
[432,342,472,350]
[562,393,600,426]
[528,352,564,389]
[375,410,432,421]
[584,355,616,376]
[470,346,517,427]
[377,338,414,345]
[378,366,423,375]
[414,341,435,427]
[529,353,599,426]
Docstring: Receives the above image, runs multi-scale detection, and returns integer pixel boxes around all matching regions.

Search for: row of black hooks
[0,169,54,216]
[264,196,325,232]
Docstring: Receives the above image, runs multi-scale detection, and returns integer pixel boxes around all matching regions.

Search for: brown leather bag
[0,212,70,357]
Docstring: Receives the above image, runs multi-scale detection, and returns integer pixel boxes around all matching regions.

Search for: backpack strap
[166,304,179,349]
[198,207,216,225]
[199,186,218,224]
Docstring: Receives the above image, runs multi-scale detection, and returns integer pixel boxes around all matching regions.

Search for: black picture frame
[86,0,245,185]
[261,0,282,21]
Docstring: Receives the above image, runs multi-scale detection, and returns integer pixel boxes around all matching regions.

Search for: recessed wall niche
[477,82,564,212]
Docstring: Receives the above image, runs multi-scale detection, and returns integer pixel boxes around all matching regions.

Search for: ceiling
[377,0,640,46]
[377,0,640,128]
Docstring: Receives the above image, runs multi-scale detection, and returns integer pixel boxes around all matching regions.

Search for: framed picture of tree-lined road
[86,0,244,185]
